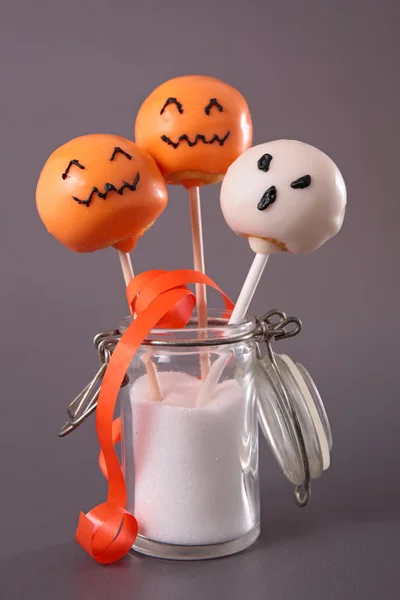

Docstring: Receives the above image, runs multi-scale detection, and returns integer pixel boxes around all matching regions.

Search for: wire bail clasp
[58,330,124,438]
[255,309,302,350]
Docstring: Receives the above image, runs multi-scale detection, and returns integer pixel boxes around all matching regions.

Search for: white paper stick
[196,253,269,408]
[228,253,269,324]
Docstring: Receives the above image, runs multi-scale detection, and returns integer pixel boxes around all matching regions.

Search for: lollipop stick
[118,251,163,402]
[188,186,210,379]
[118,251,135,287]
[229,253,269,324]
[196,253,269,407]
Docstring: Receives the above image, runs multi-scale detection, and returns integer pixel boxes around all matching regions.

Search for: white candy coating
[220,139,347,254]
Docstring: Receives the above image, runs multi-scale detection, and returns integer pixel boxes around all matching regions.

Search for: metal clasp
[58,330,125,437]
[254,309,302,349]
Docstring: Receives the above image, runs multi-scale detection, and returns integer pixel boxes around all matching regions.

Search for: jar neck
[119,309,256,348]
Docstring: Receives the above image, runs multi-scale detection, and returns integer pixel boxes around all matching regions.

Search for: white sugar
[128,371,256,546]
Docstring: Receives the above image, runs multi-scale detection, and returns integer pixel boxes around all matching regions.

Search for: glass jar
[119,310,261,560]
[59,307,332,562]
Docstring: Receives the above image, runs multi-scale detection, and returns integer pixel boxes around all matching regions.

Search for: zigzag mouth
[72,172,140,207]
[161,131,231,149]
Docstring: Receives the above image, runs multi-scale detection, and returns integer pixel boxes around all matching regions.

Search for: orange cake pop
[135,76,252,379]
[134,75,253,187]
[36,133,168,253]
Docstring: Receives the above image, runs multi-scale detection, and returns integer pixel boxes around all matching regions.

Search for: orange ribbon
[76,269,233,564]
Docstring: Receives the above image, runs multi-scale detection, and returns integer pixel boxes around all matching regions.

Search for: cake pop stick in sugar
[196,139,346,407]
[36,133,168,402]
[135,76,253,378]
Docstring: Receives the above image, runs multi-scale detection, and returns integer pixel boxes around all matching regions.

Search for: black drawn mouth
[161,132,231,149]
[72,172,140,207]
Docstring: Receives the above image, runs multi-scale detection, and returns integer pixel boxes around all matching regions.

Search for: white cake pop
[220,139,347,255]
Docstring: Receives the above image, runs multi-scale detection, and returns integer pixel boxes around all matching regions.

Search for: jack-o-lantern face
[134,75,253,187]
[36,134,168,253]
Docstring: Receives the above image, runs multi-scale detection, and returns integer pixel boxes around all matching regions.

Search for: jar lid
[255,351,332,495]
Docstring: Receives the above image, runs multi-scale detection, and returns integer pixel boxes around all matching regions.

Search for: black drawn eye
[291,175,311,189]
[62,159,85,180]
[257,153,272,172]
[110,147,132,161]
[160,97,183,115]
[204,98,223,115]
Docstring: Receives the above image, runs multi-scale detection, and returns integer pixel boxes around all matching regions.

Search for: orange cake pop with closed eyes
[134,75,253,187]
[36,133,168,253]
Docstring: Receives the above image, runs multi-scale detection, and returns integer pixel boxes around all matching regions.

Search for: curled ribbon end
[76,504,138,565]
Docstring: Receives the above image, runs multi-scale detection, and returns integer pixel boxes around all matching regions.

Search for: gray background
[1,0,399,598]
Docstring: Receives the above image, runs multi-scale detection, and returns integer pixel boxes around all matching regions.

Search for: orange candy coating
[134,75,253,188]
[36,134,168,253]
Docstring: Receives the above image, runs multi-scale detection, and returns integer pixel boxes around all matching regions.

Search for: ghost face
[36,134,168,253]
[135,75,253,187]
[220,140,347,254]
